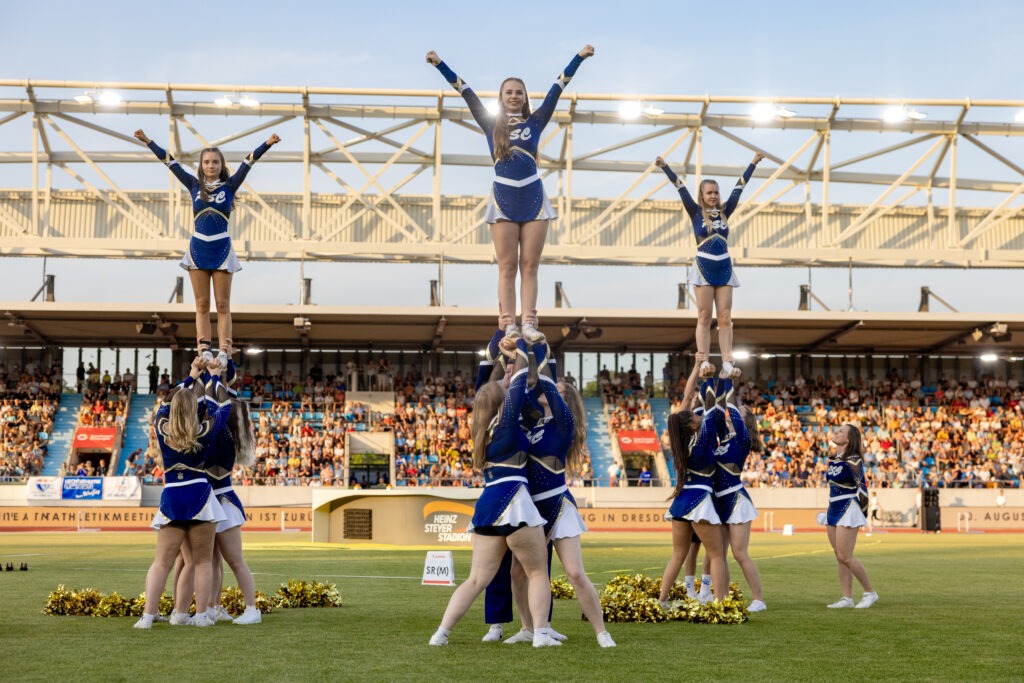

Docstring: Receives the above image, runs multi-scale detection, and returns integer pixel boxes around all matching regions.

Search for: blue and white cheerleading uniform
[146,140,271,272]
[527,375,587,541]
[659,163,756,288]
[151,376,229,529]
[668,408,721,524]
[713,393,758,525]
[826,456,868,528]
[204,361,246,533]
[433,54,586,224]
[468,341,546,534]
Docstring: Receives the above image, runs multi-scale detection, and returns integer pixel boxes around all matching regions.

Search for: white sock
[435,626,451,638]
[685,576,696,592]
[700,574,713,590]
[245,604,257,611]
[140,613,155,623]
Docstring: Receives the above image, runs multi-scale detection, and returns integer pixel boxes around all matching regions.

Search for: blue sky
[2,0,1023,315]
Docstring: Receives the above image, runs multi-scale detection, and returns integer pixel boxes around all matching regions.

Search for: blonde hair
[164,391,202,454]
[198,147,229,202]
[697,179,724,234]
[492,78,531,161]
[559,383,588,470]
[470,382,506,470]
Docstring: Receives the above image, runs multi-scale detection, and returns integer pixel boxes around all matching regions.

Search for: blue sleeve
[723,163,756,218]
[729,407,750,452]
[538,376,573,434]
[475,361,495,392]
[531,54,584,130]
[227,141,272,192]
[496,339,530,430]
[434,61,493,134]
[147,140,198,190]
[659,163,700,218]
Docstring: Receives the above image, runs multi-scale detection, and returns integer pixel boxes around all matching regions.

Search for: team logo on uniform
[509,128,532,142]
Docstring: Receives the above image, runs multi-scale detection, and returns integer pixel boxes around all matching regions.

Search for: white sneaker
[532,632,562,648]
[504,323,521,341]
[133,615,154,630]
[169,612,192,626]
[597,631,616,648]
[855,592,879,609]
[686,589,698,600]
[698,360,714,377]
[827,597,854,609]
[192,613,216,627]
[521,322,545,343]
[233,606,262,625]
[482,624,504,642]
[503,628,534,644]
[428,631,449,646]
[658,600,672,611]
[201,349,214,363]
[549,627,567,642]
[697,589,712,605]
[217,350,229,367]
[212,605,234,622]
[721,361,737,377]
[153,614,169,623]
[748,600,767,612]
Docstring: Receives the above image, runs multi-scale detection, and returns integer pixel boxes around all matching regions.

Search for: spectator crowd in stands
[665,369,1023,489]
[0,363,60,480]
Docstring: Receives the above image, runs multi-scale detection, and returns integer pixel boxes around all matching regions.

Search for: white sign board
[422,551,455,586]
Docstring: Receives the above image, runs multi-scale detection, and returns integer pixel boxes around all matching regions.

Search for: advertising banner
[73,427,118,452]
[103,476,142,501]
[61,477,104,500]
[617,430,660,453]
[26,477,62,501]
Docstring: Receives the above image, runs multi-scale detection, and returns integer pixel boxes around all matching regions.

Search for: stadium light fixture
[751,102,776,122]
[97,91,121,106]
[485,100,500,116]
[759,353,773,360]
[239,94,260,108]
[733,350,751,360]
[245,346,264,355]
[619,100,644,120]
[883,105,907,123]
[979,353,998,362]
[970,328,984,342]
[643,104,664,116]
[214,95,234,107]
[775,106,796,118]
[1015,110,1024,123]
[74,92,93,104]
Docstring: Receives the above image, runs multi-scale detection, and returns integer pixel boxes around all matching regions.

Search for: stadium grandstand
[1,81,1023,525]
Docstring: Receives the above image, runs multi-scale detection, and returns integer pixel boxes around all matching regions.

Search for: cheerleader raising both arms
[426,46,594,343]
[133,129,280,362]
[655,153,763,375]
[825,424,878,609]
[134,357,230,629]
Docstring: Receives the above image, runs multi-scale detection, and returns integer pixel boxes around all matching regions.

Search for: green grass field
[1,530,1021,682]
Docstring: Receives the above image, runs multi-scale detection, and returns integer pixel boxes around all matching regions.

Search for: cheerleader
[712,379,766,612]
[429,339,558,647]
[133,129,280,362]
[655,153,763,375]
[426,46,594,342]
[825,424,878,609]
[658,364,729,605]
[503,341,614,647]
[134,357,229,629]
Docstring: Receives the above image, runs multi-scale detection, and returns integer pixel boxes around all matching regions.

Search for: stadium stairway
[649,397,674,485]
[42,393,82,475]
[583,397,615,487]
[119,392,157,474]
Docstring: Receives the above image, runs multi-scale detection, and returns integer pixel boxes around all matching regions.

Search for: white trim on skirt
[215,498,246,533]
[726,495,758,525]
[689,265,740,288]
[467,486,545,533]
[548,498,588,541]
[835,504,867,528]
[484,194,557,224]
[179,246,243,273]
[682,495,722,524]
[151,494,226,530]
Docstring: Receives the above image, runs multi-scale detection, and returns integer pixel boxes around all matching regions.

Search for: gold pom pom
[550,577,576,600]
